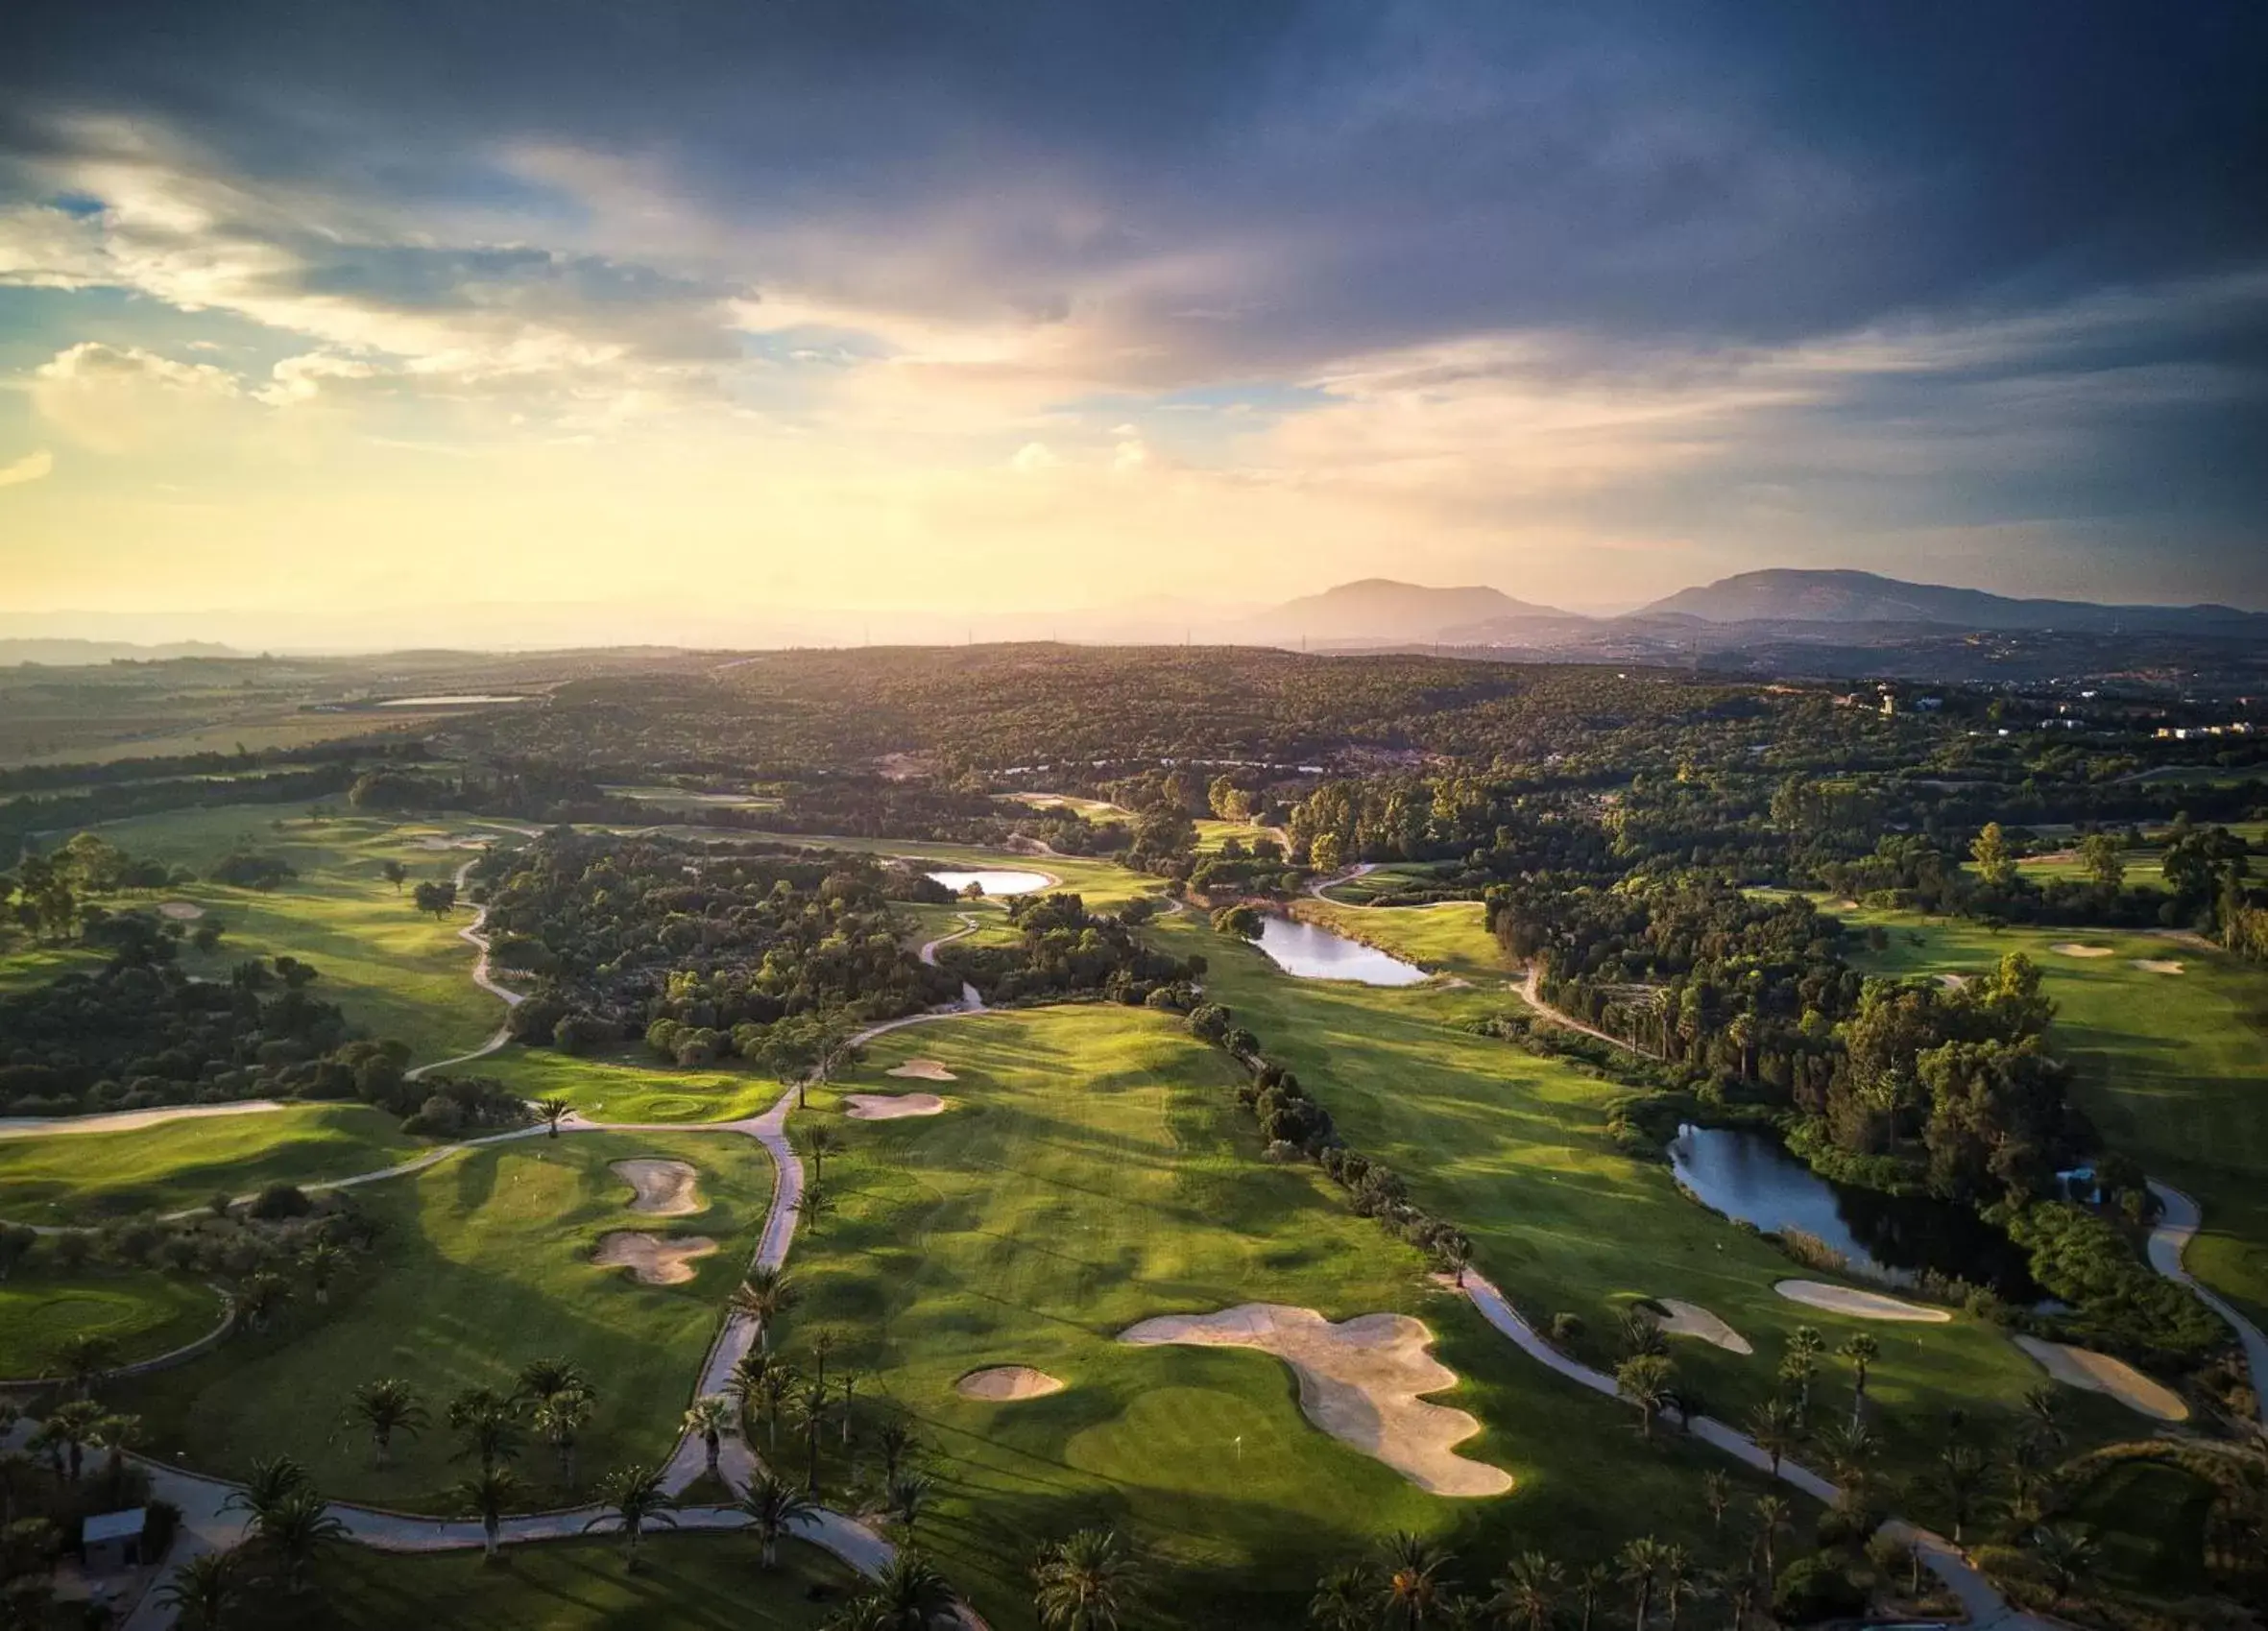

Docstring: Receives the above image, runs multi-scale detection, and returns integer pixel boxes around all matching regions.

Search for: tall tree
[737,1473,816,1570]
[588,1463,677,1570]
[1031,1526,1144,1630]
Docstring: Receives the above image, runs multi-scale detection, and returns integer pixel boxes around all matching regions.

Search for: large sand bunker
[591,1232,716,1285]
[1653,1299,1753,1355]
[1118,1304,1512,1498]
[955,1366,1064,1402]
[611,1158,704,1217]
[2050,943,2116,958]
[1774,1281,1951,1323]
[844,1092,946,1120]
[158,900,205,921]
[2132,959,2185,975]
[886,1059,957,1082]
[2014,1336,2188,1422]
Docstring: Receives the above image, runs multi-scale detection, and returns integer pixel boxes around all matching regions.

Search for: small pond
[377,694,531,707]
[1254,914,1429,987]
[927,869,1051,897]
[1668,1123,2042,1301]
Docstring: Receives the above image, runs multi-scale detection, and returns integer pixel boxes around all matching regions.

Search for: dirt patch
[2014,1336,2188,1422]
[611,1158,704,1217]
[591,1232,716,1285]
[844,1092,946,1120]
[954,1365,1064,1402]
[2050,943,2117,958]
[157,900,205,921]
[2132,959,2185,975]
[1118,1303,1512,1498]
[886,1059,957,1082]
[1654,1299,1753,1355]
[1774,1280,1951,1323]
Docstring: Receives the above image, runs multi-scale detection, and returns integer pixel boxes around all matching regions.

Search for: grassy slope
[122,1130,770,1509]
[0,1105,422,1226]
[1315,863,1455,904]
[790,1006,1783,1631]
[1838,906,2268,1329]
[0,1263,222,1378]
[1152,915,2135,1532]
[269,1535,854,1630]
[1291,898,1502,979]
[477,1045,784,1125]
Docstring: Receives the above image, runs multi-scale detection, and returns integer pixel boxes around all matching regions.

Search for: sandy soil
[844,1092,946,1120]
[157,900,205,921]
[886,1059,957,1082]
[1118,1303,1512,1498]
[591,1232,716,1285]
[954,1365,1064,1402]
[0,1100,288,1139]
[2132,959,2185,974]
[1654,1299,1753,1355]
[1773,1281,1951,1323]
[611,1158,704,1216]
[2050,943,2116,958]
[2013,1336,2188,1421]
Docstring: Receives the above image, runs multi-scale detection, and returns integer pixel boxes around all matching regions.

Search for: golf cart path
[1512,965,1662,1059]
[2149,1181,2268,1428]
[403,855,524,1081]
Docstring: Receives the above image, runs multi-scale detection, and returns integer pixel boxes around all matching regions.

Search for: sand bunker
[412,834,487,851]
[955,1366,1065,1402]
[1774,1281,1951,1323]
[591,1232,716,1285]
[1118,1304,1511,1498]
[611,1158,704,1217]
[886,1059,957,1082]
[2014,1336,2188,1422]
[157,900,205,921]
[1937,972,1970,992]
[1653,1299,1753,1355]
[844,1092,946,1120]
[2050,943,2116,958]
[2132,959,2185,975]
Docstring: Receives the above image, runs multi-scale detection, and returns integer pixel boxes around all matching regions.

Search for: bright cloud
[0,449,55,489]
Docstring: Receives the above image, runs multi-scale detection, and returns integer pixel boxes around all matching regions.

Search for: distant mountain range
[0,637,242,667]
[1639,568,2268,637]
[1233,579,1578,646]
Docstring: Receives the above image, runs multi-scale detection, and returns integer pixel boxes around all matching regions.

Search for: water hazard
[1255,914,1429,987]
[927,869,1051,897]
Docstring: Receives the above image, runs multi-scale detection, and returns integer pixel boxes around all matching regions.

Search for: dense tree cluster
[3,833,195,942]
[935,893,1205,1006]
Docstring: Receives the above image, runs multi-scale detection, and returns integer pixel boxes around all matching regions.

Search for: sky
[2,1,2265,646]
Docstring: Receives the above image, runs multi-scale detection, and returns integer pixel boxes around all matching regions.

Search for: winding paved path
[2148,1181,2268,1431]
[403,856,524,1081]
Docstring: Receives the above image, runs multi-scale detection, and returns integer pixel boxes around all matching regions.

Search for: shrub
[1773,1553,1866,1624]
[248,1183,313,1221]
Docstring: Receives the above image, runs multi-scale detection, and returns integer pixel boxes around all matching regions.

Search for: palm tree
[1818,1419,1877,1497]
[875,1417,919,1486]
[730,1267,799,1355]
[452,1467,522,1562]
[886,1470,933,1539]
[725,1351,773,1437]
[1750,1496,1791,1582]
[2021,1384,2066,1453]
[1617,1537,1666,1631]
[1031,1526,1143,1630]
[1615,1354,1676,1440]
[824,1599,897,1631]
[2027,1523,2098,1599]
[535,1096,572,1138]
[255,1488,348,1594]
[1618,1306,1667,1358]
[53,1332,119,1398]
[1308,1562,1381,1630]
[738,1473,816,1569]
[447,1387,523,1475]
[869,1550,955,1629]
[795,1378,832,1493]
[41,1399,107,1482]
[518,1357,595,1404]
[1839,1333,1878,1426]
[223,1454,311,1525]
[1573,1563,1611,1631]
[1934,1442,1992,1544]
[1744,1398,1801,1476]
[807,1124,842,1183]
[156,1547,241,1630]
[235,1270,292,1331]
[758,1362,799,1453]
[300,1240,347,1305]
[347,1378,426,1470]
[683,1395,733,1482]
[837,1369,860,1448]
[1434,1235,1472,1288]
[1701,1471,1732,1535]
[88,1412,142,1504]
[1657,1545,1697,1631]
[532,1387,595,1489]
[794,1183,838,1236]
[1487,1551,1559,1631]
[1716,1567,1757,1631]
[1783,1326,1824,1415]
[1377,1531,1454,1630]
[588,1463,677,1571]
[809,1327,838,1390]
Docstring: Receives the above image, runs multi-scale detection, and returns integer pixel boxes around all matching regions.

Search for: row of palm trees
[1311,1530,1749,1631]
[343,1355,603,1486]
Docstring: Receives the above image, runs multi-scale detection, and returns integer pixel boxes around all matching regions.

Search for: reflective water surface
[1254,914,1429,986]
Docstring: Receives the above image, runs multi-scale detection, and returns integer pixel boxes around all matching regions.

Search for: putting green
[0,1103,422,1226]
[476,1045,783,1125]
[787,1005,1773,1630]
[119,1130,771,1510]
[0,1265,223,1379]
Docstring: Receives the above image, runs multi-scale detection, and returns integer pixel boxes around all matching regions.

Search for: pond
[376,694,531,707]
[1254,914,1429,987]
[927,869,1051,897]
[1668,1123,2042,1300]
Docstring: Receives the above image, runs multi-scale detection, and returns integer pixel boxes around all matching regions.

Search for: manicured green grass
[1146,916,2134,1534]
[122,1130,771,1510]
[2064,1459,2214,1593]
[1836,906,2268,1329]
[65,803,515,1064]
[1316,863,1455,904]
[268,1534,856,1630]
[0,942,109,991]
[788,1006,1788,1630]
[0,1263,222,1379]
[478,1046,784,1125]
[900,899,1023,954]
[1291,899,1505,980]
[0,1104,422,1225]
